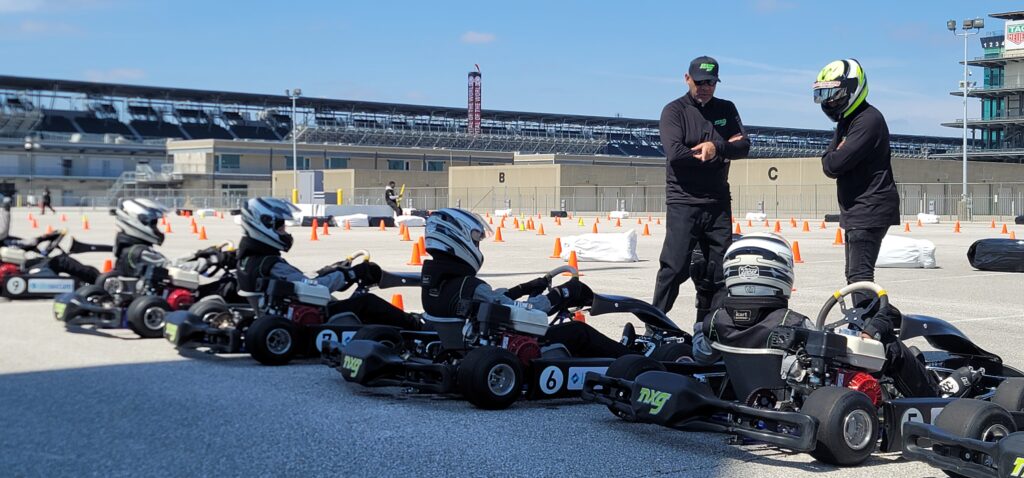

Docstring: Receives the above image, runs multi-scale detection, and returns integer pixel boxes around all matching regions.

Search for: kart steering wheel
[543,265,582,321]
[814,281,890,332]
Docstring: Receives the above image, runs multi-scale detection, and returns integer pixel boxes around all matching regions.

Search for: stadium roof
[990,11,1024,20]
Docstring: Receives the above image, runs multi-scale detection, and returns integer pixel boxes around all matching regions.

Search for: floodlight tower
[947,17,984,218]
[468,65,481,135]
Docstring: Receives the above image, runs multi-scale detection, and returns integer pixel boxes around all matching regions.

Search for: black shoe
[907,345,925,365]
[939,366,984,398]
[620,322,636,348]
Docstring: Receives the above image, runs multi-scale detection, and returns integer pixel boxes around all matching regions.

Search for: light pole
[285,88,302,201]
[948,17,984,219]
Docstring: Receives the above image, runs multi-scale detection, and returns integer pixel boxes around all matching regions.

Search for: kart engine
[166,288,196,311]
[0,263,18,281]
[501,333,540,365]
[288,304,323,326]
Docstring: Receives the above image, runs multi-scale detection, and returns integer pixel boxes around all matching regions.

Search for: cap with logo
[689,56,720,83]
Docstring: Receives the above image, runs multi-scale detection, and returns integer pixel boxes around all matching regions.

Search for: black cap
[688,56,720,83]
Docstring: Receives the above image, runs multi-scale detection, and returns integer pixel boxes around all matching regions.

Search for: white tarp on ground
[609,211,630,219]
[195,208,218,218]
[560,229,639,262]
[333,214,369,228]
[876,235,937,268]
[745,212,767,221]
[396,215,425,227]
[917,213,940,224]
[494,209,512,217]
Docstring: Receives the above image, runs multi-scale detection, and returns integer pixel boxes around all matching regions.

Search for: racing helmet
[115,198,168,246]
[424,208,492,272]
[240,197,300,252]
[723,232,795,298]
[813,59,868,122]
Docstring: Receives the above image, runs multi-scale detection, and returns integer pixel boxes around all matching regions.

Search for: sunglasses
[694,80,717,87]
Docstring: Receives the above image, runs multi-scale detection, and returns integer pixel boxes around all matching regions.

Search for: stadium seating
[38,113,79,133]
[130,120,188,139]
[74,117,136,137]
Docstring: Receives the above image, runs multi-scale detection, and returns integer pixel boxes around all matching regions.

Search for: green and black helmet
[813,59,868,122]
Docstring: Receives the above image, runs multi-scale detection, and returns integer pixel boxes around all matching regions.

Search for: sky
[0,0,1013,136]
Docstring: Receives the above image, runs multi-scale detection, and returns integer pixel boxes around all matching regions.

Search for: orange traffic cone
[488,216,493,225]
[747,219,753,227]
[191,221,198,235]
[637,218,642,225]
[161,216,167,226]
[1011,231,1017,240]
[773,221,781,233]
[566,250,583,276]
[494,228,504,243]
[656,218,662,225]
[164,221,172,233]
[27,212,33,221]
[802,221,810,232]
[419,236,428,258]
[81,218,88,231]
[596,217,600,224]
[379,220,387,231]
[991,219,997,228]
[1001,224,1009,234]
[790,217,797,228]
[792,241,804,263]
[954,221,961,233]
[397,223,405,236]
[734,223,742,234]
[45,224,53,234]
[310,219,319,241]
[615,218,622,227]
[550,238,562,258]
[400,225,412,241]
[101,259,113,273]
[555,217,562,226]
[407,243,422,266]
[591,223,599,234]
[820,221,827,229]
[833,228,844,246]
[513,217,520,229]
[31,218,37,229]
[917,218,923,228]
[537,224,546,236]
[642,224,651,236]
[904,222,911,233]
[199,226,208,240]
[345,221,351,231]
[322,221,329,236]
[59,213,67,223]
[390,294,405,311]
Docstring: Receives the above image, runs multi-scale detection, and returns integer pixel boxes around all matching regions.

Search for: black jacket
[821,102,900,229]
[660,93,750,205]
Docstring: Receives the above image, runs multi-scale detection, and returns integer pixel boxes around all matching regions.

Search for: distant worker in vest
[653,55,750,322]
[813,59,900,311]
[384,181,401,216]
[41,188,55,215]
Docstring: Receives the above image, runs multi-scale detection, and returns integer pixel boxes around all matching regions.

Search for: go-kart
[164,250,421,366]
[53,242,239,338]
[0,229,112,299]
[325,266,695,410]
[902,398,1024,478]
[582,282,1024,466]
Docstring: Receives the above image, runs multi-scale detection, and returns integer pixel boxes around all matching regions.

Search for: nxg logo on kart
[1010,457,1024,477]
[738,265,759,280]
[713,119,727,127]
[637,387,672,415]
[342,356,363,377]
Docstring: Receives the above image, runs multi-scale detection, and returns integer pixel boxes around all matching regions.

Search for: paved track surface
[2,208,1021,477]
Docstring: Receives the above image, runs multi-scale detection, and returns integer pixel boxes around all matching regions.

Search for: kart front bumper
[163,310,243,354]
[53,291,122,327]
[903,422,1024,478]
[326,339,456,394]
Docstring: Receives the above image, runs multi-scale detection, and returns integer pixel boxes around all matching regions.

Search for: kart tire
[934,399,1016,478]
[76,284,110,303]
[351,325,402,350]
[126,296,171,338]
[458,346,524,410]
[188,300,230,324]
[94,271,115,288]
[604,355,666,421]
[649,342,693,362]
[801,386,878,466]
[992,378,1024,413]
[246,318,299,366]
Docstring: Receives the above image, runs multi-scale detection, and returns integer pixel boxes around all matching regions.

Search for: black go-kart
[164,250,421,366]
[324,265,695,410]
[0,229,112,299]
[582,281,1024,466]
[53,242,239,338]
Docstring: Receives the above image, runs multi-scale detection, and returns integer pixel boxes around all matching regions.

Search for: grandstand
[0,75,966,160]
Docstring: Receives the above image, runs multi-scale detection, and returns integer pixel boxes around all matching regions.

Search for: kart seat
[541,343,571,359]
[710,342,787,401]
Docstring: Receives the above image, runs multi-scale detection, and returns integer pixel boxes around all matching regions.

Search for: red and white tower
[467,64,481,135]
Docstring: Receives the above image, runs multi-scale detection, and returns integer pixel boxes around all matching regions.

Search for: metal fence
[62,187,272,210]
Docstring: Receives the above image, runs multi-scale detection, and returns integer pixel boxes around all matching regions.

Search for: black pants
[327,294,420,330]
[48,256,99,284]
[653,203,732,316]
[387,202,401,216]
[40,203,55,214]
[885,341,940,397]
[844,227,889,305]
[544,321,631,358]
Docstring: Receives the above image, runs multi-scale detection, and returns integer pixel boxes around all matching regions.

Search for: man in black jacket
[813,59,900,308]
[654,56,750,321]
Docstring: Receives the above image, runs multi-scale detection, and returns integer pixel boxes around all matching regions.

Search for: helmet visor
[468,212,493,243]
[812,81,846,105]
[138,211,161,227]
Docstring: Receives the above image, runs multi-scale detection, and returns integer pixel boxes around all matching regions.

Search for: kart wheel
[94,271,115,288]
[245,318,298,366]
[801,386,878,466]
[604,355,666,421]
[934,399,1016,478]
[458,346,523,410]
[649,342,693,362]
[351,325,402,351]
[126,296,172,338]
[76,284,110,304]
[188,300,230,324]
[992,378,1024,413]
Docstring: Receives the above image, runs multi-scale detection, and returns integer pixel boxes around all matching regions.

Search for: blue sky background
[0,0,1012,136]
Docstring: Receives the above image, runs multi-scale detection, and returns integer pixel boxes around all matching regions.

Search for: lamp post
[948,17,984,219]
[285,88,302,201]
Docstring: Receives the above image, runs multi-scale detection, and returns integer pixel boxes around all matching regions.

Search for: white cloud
[460,31,496,44]
[83,68,146,83]
[18,19,78,34]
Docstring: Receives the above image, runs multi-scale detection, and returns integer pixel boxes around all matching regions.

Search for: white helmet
[424,208,492,272]
[723,232,794,298]
[241,197,300,252]
[115,198,168,245]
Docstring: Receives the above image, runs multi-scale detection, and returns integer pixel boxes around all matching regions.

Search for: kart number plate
[567,367,607,390]
[164,323,178,343]
[52,302,66,320]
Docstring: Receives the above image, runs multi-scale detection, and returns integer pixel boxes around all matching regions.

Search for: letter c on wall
[768,167,778,181]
